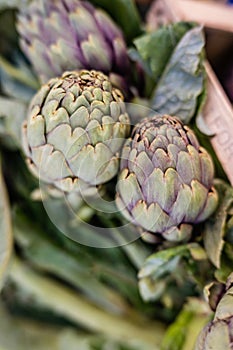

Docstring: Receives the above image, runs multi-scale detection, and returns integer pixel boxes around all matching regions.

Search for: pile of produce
[0,0,233,349]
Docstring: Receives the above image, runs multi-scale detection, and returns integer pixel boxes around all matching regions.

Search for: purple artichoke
[116,115,218,241]
[17,0,129,83]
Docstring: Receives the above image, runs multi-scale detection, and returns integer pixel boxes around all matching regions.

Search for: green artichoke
[17,0,129,83]
[22,70,130,193]
[116,115,218,241]
[195,274,233,350]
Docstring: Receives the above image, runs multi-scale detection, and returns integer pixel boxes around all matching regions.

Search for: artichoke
[17,0,129,83]
[22,69,130,193]
[195,274,233,350]
[116,115,218,241]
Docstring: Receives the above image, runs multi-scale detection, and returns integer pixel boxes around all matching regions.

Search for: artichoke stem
[99,216,150,268]
[9,255,165,347]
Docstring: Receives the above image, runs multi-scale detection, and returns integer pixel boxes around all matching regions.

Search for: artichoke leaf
[151,26,205,123]
[139,245,190,280]
[138,245,187,302]
[138,243,206,302]
[131,22,195,83]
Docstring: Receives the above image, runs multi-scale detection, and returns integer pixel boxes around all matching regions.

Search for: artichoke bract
[116,115,218,241]
[22,70,130,193]
[17,0,129,83]
[195,316,233,350]
[195,274,233,350]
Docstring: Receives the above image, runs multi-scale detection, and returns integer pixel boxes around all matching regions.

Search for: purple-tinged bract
[17,0,129,83]
[116,115,218,242]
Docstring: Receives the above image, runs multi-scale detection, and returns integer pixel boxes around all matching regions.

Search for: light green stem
[99,216,150,269]
[113,228,150,269]
[0,55,39,90]
[9,256,165,348]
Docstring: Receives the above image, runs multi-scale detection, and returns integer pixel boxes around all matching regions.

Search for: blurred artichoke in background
[22,69,130,193]
[116,115,218,242]
[195,274,233,350]
[17,0,130,83]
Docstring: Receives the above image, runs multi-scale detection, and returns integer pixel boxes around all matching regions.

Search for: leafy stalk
[0,299,154,350]
[9,255,165,348]
[13,206,138,314]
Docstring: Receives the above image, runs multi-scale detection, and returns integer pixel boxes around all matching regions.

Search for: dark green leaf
[214,262,233,285]
[151,26,205,123]
[203,180,233,268]
[132,22,194,82]
[90,0,142,42]
[214,243,233,283]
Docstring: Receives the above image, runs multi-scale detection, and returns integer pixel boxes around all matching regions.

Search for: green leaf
[89,0,142,42]
[0,156,12,290]
[151,26,205,123]
[139,245,188,280]
[214,243,233,283]
[203,180,233,268]
[138,245,190,302]
[0,96,27,149]
[132,22,194,82]
[12,205,136,315]
[11,199,145,310]
[138,243,207,302]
